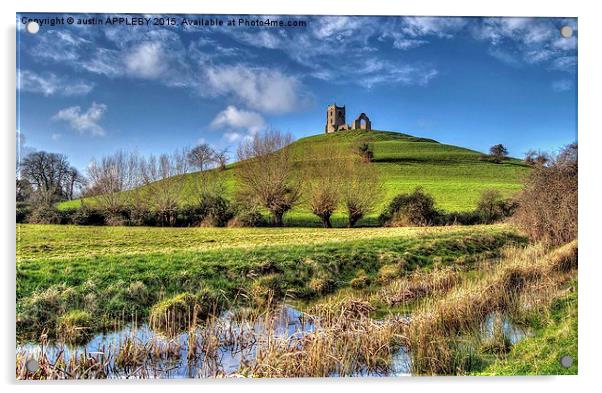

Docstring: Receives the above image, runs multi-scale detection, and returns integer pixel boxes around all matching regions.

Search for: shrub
[438,210,482,226]
[228,205,266,227]
[475,189,516,223]
[356,142,374,163]
[70,205,106,225]
[379,187,439,226]
[27,204,62,224]
[513,143,577,245]
[489,144,508,163]
[16,202,31,223]
[199,194,233,227]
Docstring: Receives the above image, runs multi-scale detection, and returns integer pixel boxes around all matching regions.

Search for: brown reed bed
[377,266,461,306]
[240,298,408,377]
[406,241,577,375]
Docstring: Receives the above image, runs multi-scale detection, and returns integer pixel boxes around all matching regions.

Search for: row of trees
[236,131,380,227]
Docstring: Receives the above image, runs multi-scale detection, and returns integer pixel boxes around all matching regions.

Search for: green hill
[59,130,530,226]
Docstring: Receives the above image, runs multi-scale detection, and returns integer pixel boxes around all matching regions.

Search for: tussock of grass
[57,310,93,344]
[378,267,460,306]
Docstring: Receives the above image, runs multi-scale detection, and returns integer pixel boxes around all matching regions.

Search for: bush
[199,194,234,227]
[228,205,266,227]
[69,205,106,225]
[438,210,483,226]
[27,204,62,224]
[379,187,439,226]
[513,143,577,245]
[16,202,31,223]
[475,189,516,223]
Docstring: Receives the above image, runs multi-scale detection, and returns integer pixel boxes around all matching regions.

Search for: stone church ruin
[324,104,372,133]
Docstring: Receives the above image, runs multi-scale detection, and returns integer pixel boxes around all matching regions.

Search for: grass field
[58,130,530,225]
[16,223,523,340]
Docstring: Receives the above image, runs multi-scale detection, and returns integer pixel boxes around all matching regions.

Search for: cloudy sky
[17,14,577,171]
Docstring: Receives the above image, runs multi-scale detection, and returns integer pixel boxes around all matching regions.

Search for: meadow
[16,223,522,339]
[15,223,578,378]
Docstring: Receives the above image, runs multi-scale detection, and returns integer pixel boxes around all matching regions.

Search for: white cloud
[211,105,266,135]
[551,79,573,92]
[473,17,577,71]
[205,65,310,114]
[550,56,577,72]
[223,131,244,143]
[51,133,62,141]
[53,102,108,136]
[400,17,467,38]
[351,59,438,88]
[31,30,90,63]
[18,70,94,96]
[124,42,168,79]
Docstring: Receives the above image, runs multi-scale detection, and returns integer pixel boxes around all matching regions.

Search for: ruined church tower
[325,104,346,133]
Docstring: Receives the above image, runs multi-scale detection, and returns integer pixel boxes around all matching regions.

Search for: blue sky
[17,14,577,171]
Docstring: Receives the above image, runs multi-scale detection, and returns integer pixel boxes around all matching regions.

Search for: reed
[407,241,577,375]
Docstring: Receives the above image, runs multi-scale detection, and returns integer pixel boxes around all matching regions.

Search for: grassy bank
[477,281,578,375]
[16,223,523,340]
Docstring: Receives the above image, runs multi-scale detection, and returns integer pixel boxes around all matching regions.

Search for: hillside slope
[60,130,530,226]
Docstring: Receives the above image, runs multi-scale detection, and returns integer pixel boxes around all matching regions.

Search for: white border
[2,1,600,392]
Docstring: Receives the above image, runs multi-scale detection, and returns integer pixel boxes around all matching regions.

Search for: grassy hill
[59,130,530,226]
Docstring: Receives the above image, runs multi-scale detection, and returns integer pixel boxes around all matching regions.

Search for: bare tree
[304,146,347,228]
[64,166,85,200]
[524,149,550,167]
[20,151,72,204]
[87,150,140,213]
[213,148,229,171]
[141,149,189,226]
[341,157,382,227]
[188,143,215,172]
[236,130,300,226]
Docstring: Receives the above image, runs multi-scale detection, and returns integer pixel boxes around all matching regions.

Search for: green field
[16,223,523,339]
[58,130,530,226]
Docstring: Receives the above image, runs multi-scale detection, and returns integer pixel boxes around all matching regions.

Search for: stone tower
[325,104,346,133]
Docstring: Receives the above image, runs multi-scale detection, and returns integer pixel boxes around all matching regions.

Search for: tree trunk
[272,211,284,227]
[321,215,332,228]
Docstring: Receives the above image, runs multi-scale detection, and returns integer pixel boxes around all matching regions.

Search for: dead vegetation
[406,241,577,375]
